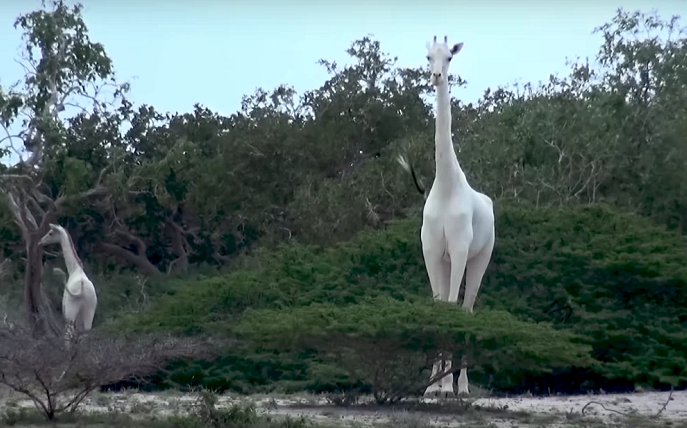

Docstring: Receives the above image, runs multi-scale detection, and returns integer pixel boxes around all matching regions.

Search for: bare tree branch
[6,193,28,235]
[99,227,160,276]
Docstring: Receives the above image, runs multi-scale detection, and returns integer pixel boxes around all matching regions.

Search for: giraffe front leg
[421,226,452,400]
[457,367,469,395]
[463,233,494,311]
[439,356,455,399]
[62,293,79,346]
[64,320,76,347]
[447,243,469,304]
[421,247,451,302]
[457,236,495,397]
[457,354,470,395]
[423,358,443,398]
[58,320,76,381]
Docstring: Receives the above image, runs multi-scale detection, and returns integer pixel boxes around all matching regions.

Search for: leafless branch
[0,174,34,184]
[0,321,219,420]
[6,193,29,236]
[655,387,674,417]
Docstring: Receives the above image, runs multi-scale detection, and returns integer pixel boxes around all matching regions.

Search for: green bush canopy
[237,299,592,403]
[118,202,687,395]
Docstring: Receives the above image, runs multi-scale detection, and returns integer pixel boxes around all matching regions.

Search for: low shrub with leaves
[118,217,427,335]
[192,390,313,428]
[236,298,593,403]
[485,203,687,392]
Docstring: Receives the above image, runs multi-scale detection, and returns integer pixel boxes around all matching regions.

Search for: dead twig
[581,400,630,417]
[581,386,674,419]
[655,386,674,417]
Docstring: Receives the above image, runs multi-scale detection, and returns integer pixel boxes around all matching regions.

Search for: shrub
[236,298,593,403]
[119,218,428,334]
[192,390,313,428]
[485,203,687,391]
[0,322,215,420]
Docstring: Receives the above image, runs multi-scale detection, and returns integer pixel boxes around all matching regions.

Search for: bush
[117,202,687,395]
[0,322,215,420]
[119,218,428,334]
[236,298,592,403]
[485,202,687,392]
[192,390,313,428]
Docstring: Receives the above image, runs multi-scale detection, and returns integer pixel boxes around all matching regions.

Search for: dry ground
[1,386,686,427]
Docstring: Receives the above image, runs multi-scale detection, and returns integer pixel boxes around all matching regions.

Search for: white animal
[38,224,97,342]
[419,36,496,398]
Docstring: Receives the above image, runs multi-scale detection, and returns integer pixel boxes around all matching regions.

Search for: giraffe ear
[49,223,58,230]
[450,42,464,55]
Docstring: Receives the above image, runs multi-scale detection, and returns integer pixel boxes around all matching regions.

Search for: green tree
[0,0,129,333]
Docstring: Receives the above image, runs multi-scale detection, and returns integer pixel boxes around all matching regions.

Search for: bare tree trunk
[23,237,45,335]
[20,227,58,337]
[5,191,55,336]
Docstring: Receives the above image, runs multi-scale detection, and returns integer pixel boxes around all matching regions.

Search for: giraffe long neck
[434,80,465,190]
[58,229,83,276]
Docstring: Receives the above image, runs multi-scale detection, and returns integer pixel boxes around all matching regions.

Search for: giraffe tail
[396,153,426,196]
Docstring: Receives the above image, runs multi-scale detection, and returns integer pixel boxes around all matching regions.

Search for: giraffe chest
[422,200,475,260]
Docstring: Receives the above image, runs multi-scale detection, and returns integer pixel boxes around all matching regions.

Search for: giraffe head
[426,35,463,86]
[38,223,65,246]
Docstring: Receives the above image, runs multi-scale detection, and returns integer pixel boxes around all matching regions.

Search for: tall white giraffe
[38,224,98,342]
[420,36,495,398]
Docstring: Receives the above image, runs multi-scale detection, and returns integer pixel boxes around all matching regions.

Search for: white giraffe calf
[39,224,97,342]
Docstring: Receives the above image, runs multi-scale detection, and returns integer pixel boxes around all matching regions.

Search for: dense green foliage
[237,300,591,402]
[488,203,687,389]
[1,2,687,397]
[111,203,687,395]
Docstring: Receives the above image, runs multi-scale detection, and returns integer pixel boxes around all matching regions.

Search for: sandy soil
[0,388,684,427]
[472,390,683,419]
[259,390,684,426]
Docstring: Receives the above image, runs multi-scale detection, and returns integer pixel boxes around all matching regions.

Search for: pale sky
[0,1,684,154]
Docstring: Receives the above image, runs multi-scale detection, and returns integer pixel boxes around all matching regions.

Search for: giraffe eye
[447,56,452,61]
[426,56,430,61]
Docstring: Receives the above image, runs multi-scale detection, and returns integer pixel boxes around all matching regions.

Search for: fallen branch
[580,400,630,417]
[655,387,674,417]
[581,386,674,419]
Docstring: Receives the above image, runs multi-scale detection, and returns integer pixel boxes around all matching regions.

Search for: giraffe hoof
[439,390,455,400]
[423,389,441,399]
